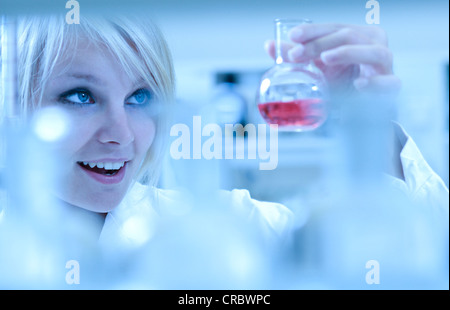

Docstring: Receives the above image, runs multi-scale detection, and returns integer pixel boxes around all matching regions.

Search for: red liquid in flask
[258,98,326,130]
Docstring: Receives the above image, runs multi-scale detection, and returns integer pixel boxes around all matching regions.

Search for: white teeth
[81,161,126,170]
[111,162,124,170]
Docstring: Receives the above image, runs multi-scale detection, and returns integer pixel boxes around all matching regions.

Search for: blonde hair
[17,14,175,187]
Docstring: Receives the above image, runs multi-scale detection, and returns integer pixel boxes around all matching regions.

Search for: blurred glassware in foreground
[287,92,449,289]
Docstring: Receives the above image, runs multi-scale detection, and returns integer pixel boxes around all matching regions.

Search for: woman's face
[40,41,157,213]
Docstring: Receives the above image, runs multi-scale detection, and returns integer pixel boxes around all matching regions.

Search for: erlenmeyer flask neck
[274,19,311,65]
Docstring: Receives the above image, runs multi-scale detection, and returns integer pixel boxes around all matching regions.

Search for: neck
[58,199,107,242]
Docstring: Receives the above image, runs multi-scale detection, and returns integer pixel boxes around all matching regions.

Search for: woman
[5,14,448,287]
[11,14,298,250]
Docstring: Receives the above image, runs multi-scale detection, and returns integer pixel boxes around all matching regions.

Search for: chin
[56,191,126,214]
[80,202,119,214]
[83,195,125,213]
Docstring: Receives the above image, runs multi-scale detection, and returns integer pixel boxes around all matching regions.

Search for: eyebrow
[62,73,105,86]
[61,73,148,89]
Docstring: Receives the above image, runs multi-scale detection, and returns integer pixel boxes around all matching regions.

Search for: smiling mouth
[77,161,126,176]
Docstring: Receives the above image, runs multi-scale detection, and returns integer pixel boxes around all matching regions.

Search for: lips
[77,160,128,184]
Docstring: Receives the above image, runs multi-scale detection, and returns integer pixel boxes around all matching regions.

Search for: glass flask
[257,19,328,132]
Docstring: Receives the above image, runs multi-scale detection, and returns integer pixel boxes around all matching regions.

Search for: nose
[97,106,134,146]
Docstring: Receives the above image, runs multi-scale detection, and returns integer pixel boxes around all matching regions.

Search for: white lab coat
[98,124,449,250]
[99,184,295,251]
[387,123,449,225]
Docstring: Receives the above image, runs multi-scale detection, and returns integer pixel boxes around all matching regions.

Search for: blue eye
[127,89,152,105]
[60,89,95,105]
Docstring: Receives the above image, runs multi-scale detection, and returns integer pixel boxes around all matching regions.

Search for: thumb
[264,39,276,60]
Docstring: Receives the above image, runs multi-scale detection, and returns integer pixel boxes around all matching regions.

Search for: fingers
[321,45,393,75]
[266,26,391,73]
[264,23,399,96]
[288,27,376,63]
[264,40,276,59]
[290,23,388,46]
[289,23,344,43]
[266,23,389,63]
[354,74,402,94]
[264,39,296,63]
